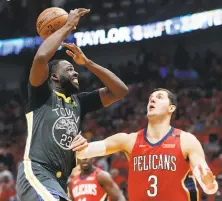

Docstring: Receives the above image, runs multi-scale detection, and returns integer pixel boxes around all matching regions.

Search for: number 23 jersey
[128,128,199,201]
[24,81,103,178]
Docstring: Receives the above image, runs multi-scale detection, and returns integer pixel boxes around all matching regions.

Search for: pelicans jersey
[128,127,199,201]
[69,168,109,201]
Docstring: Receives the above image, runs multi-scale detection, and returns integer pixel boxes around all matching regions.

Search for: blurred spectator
[0,163,16,201]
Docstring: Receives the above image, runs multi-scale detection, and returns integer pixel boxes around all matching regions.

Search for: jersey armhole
[179,131,190,163]
[127,131,143,161]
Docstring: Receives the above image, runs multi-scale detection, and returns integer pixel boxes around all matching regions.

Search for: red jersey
[69,168,109,201]
[128,127,199,201]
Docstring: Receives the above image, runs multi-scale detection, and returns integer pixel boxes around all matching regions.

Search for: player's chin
[147,112,156,117]
[72,83,80,90]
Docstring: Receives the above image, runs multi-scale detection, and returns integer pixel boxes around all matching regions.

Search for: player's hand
[199,164,216,190]
[65,8,90,30]
[69,135,88,151]
[62,43,90,65]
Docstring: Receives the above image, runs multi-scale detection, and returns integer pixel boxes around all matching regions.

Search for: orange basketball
[36,7,68,40]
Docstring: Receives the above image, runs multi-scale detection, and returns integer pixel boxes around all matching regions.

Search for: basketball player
[68,158,125,201]
[16,8,128,201]
[73,88,219,201]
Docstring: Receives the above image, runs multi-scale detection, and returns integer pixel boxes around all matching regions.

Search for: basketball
[36,7,68,40]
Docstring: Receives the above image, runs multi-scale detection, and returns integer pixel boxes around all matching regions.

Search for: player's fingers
[69,140,81,150]
[74,142,88,152]
[61,43,73,49]
[62,43,80,53]
[68,135,82,150]
[72,139,87,151]
[206,170,214,178]
[198,164,205,175]
[78,9,90,16]
[77,8,90,13]
[66,50,75,58]
[69,135,86,149]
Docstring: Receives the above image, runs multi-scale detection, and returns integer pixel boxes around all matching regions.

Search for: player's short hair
[153,88,177,107]
[48,59,64,76]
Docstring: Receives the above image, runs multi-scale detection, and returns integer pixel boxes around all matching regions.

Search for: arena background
[0,0,222,200]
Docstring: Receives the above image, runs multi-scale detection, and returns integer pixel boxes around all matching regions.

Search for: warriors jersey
[69,168,109,201]
[24,80,102,179]
[128,127,199,201]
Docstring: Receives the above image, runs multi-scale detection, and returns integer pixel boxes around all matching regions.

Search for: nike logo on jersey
[162,143,176,148]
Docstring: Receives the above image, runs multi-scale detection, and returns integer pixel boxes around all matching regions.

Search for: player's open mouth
[82,163,88,167]
[149,105,155,111]
[72,78,79,84]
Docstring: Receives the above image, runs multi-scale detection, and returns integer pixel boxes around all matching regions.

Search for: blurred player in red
[72,88,219,201]
[68,158,125,201]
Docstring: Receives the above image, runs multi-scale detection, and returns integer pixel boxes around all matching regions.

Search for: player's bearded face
[59,73,79,93]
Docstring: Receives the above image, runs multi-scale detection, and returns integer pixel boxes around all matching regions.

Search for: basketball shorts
[16,161,71,201]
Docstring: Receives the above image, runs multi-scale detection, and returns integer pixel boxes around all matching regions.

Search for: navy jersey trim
[143,126,174,146]
[184,174,199,201]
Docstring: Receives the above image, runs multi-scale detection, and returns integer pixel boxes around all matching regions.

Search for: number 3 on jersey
[147,175,158,197]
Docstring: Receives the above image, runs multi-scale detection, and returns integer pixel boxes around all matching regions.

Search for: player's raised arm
[62,43,129,107]
[70,133,133,159]
[97,171,126,201]
[29,9,90,86]
[181,132,218,195]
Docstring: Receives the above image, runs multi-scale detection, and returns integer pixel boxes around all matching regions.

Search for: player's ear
[169,105,176,113]
[51,73,59,82]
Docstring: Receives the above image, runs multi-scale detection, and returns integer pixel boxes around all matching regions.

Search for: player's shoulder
[96,169,113,184]
[179,129,200,152]
[96,169,110,178]
[67,175,76,184]
[179,129,198,141]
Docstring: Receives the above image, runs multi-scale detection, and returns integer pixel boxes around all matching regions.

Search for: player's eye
[67,68,73,72]
[157,95,163,99]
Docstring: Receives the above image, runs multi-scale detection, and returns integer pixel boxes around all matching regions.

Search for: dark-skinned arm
[85,60,129,107]
[97,170,126,201]
[67,176,75,201]
[30,8,90,87]
[62,43,129,107]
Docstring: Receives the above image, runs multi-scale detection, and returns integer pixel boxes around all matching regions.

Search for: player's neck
[147,118,171,139]
[52,83,72,97]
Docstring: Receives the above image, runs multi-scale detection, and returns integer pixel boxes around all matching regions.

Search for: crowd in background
[0,42,221,200]
[0,0,222,200]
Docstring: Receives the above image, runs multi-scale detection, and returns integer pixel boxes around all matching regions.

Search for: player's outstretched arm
[67,176,75,201]
[71,133,131,159]
[62,43,129,107]
[97,170,126,201]
[182,133,218,195]
[29,9,90,87]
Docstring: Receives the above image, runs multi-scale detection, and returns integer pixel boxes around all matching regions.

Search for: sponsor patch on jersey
[162,143,176,148]
[139,145,147,148]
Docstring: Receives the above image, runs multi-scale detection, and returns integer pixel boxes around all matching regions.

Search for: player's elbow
[34,53,48,63]
[117,85,129,99]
